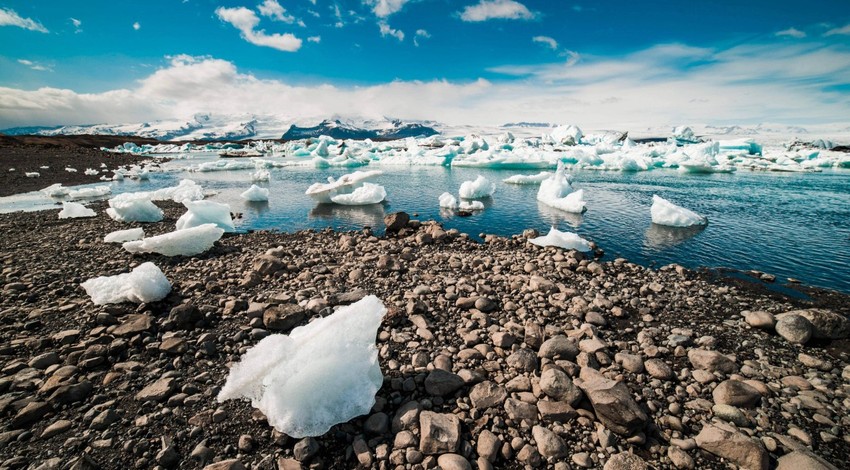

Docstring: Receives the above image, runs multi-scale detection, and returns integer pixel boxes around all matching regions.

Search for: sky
[1,0,849,129]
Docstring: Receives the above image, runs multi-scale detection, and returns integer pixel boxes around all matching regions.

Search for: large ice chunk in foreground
[104,228,145,243]
[650,195,707,227]
[176,200,234,231]
[106,194,164,223]
[503,172,552,185]
[529,228,592,251]
[438,192,458,209]
[123,224,225,256]
[58,202,96,219]
[218,295,387,438]
[458,175,496,199]
[241,184,270,202]
[80,262,171,305]
[537,163,586,213]
[330,182,386,205]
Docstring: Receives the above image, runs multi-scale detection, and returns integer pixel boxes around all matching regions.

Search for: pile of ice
[84,168,99,176]
[106,194,164,223]
[252,170,270,182]
[80,262,171,305]
[529,228,592,251]
[104,228,145,243]
[438,192,484,212]
[438,192,458,209]
[176,200,234,232]
[306,170,383,204]
[503,172,552,185]
[650,195,707,227]
[537,163,586,213]
[547,124,583,145]
[458,175,496,199]
[218,295,386,438]
[123,224,225,256]
[58,202,96,219]
[241,185,270,202]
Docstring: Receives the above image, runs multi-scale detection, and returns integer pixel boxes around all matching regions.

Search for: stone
[667,446,694,469]
[294,437,320,461]
[168,304,203,328]
[90,409,120,430]
[644,359,674,380]
[538,335,579,360]
[615,353,644,373]
[469,381,507,409]
[203,459,247,470]
[744,311,775,330]
[252,255,284,276]
[695,423,768,470]
[577,368,647,436]
[539,368,583,406]
[41,419,73,438]
[713,380,761,408]
[475,297,497,312]
[11,401,51,428]
[437,454,472,470]
[776,451,839,470]
[419,411,460,454]
[712,404,750,427]
[391,401,421,433]
[537,400,577,423]
[477,430,500,463]
[532,425,568,458]
[352,437,373,467]
[504,398,538,423]
[136,377,177,402]
[688,349,736,374]
[603,452,648,470]
[29,352,60,369]
[49,381,93,405]
[384,212,410,232]
[506,348,538,372]
[787,309,850,339]
[263,304,307,331]
[113,314,153,336]
[364,412,389,435]
[776,314,813,344]
[424,369,465,396]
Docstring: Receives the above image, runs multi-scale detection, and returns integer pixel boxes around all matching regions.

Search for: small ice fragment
[58,202,96,219]
[529,228,592,251]
[330,183,386,205]
[68,185,111,199]
[503,172,552,184]
[459,200,484,211]
[176,200,234,231]
[438,192,458,209]
[458,175,496,199]
[305,170,383,203]
[84,168,99,175]
[650,195,707,227]
[241,184,270,202]
[105,194,163,223]
[218,295,386,438]
[252,170,271,182]
[537,163,586,213]
[149,179,204,203]
[65,167,77,173]
[80,262,171,305]
[104,227,145,243]
[123,223,225,256]
[25,172,40,178]
[42,183,69,197]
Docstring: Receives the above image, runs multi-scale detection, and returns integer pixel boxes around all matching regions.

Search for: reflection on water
[536,201,584,228]
[644,223,707,250]
[243,200,271,215]
[309,202,387,227]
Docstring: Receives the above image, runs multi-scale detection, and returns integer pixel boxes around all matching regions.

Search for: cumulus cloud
[257,0,296,23]
[216,6,302,52]
[307,35,321,43]
[776,27,806,38]
[70,17,82,33]
[378,22,404,41]
[824,23,850,36]
[0,7,48,32]
[414,29,430,47]
[459,0,536,22]
[364,0,411,17]
[133,22,141,30]
[533,35,558,50]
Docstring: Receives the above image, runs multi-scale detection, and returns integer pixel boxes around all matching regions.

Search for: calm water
[5,153,850,293]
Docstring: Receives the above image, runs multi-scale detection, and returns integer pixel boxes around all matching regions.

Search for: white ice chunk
[80,262,171,305]
[549,124,583,145]
[65,167,77,173]
[241,184,270,202]
[252,169,271,182]
[503,172,552,184]
[106,194,164,223]
[672,125,696,142]
[438,192,458,209]
[329,183,386,205]
[458,175,496,199]
[529,228,592,251]
[25,172,39,178]
[218,295,387,438]
[123,223,225,256]
[84,168,99,175]
[537,163,586,213]
[68,185,111,200]
[305,170,383,203]
[112,171,125,181]
[459,200,484,211]
[58,202,96,219]
[176,200,234,232]
[42,184,70,197]
[650,195,707,227]
[104,227,145,243]
[149,179,204,203]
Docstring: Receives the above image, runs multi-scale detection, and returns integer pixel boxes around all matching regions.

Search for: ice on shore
[104,227,145,243]
[252,170,270,182]
[68,185,112,200]
[123,223,225,256]
[65,167,77,173]
[330,182,386,205]
[84,168,99,176]
[176,200,234,232]
[106,194,164,223]
[80,262,171,305]
[650,195,707,227]
[218,295,386,438]
[503,172,552,184]
[25,172,39,178]
[148,179,205,203]
[537,164,586,213]
[306,170,383,203]
[42,184,70,197]
[529,228,592,251]
[438,192,458,209]
[58,202,96,219]
[241,184,270,202]
[458,175,496,199]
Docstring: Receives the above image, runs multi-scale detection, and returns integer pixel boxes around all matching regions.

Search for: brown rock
[695,423,768,470]
[577,368,647,436]
[112,314,153,336]
[263,304,307,331]
[419,411,460,454]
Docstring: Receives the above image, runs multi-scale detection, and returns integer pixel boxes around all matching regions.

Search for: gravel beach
[0,198,848,470]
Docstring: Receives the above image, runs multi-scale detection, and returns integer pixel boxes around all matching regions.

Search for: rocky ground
[0,201,848,470]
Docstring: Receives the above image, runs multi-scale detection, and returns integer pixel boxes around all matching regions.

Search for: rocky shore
[1,202,848,470]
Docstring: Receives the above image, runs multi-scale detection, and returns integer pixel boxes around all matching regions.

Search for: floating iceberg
[176,200,234,232]
[529,228,592,251]
[106,194,164,223]
[537,164,586,213]
[58,202,96,219]
[123,223,225,256]
[650,195,707,227]
[305,170,383,203]
[42,184,69,197]
[252,170,271,182]
[438,192,458,209]
[80,262,171,305]
[68,185,112,200]
[218,295,386,438]
[148,179,204,203]
[104,227,145,243]
[459,200,484,211]
[241,184,270,202]
[503,172,552,184]
[549,125,583,145]
[329,182,386,205]
[458,175,496,199]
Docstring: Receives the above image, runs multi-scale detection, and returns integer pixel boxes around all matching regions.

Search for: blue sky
[1,0,849,128]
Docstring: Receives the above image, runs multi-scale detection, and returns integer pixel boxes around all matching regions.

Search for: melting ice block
[330,183,386,205]
[42,184,70,197]
[305,170,383,203]
[438,192,458,209]
[241,184,270,202]
[458,175,496,199]
[218,295,387,438]
[537,164,586,213]
[650,195,707,227]
[123,224,225,256]
[176,200,234,231]
[58,202,96,219]
[80,262,171,305]
[104,228,145,243]
[459,200,484,211]
[68,185,111,200]
[529,228,592,251]
[252,170,271,182]
[106,194,164,223]
[149,179,205,203]
[503,172,552,185]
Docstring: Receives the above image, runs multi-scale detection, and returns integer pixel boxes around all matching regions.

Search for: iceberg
[41,184,70,197]
[672,125,698,143]
[329,182,386,205]
[241,184,270,202]
[104,227,145,243]
[503,172,552,184]
[549,125,583,145]
[252,170,271,182]
[459,200,484,211]
[537,163,586,213]
[529,228,592,251]
[218,295,386,438]
[106,194,164,223]
[176,200,234,232]
[58,202,96,219]
[650,195,707,227]
[80,262,171,305]
[438,192,458,209]
[68,185,112,200]
[149,179,205,203]
[305,170,383,203]
[123,223,225,256]
[458,175,496,199]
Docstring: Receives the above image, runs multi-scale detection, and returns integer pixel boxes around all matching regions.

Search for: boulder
[577,368,647,436]
[695,423,768,470]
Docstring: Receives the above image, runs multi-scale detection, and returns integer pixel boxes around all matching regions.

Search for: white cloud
[17,59,52,72]
[824,23,850,36]
[533,35,558,50]
[378,22,404,41]
[133,22,141,30]
[333,4,344,27]
[364,0,411,18]
[0,7,48,33]
[413,29,430,47]
[257,0,296,23]
[307,35,321,43]
[70,17,82,33]
[216,6,302,52]
[776,27,805,38]
[459,0,536,22]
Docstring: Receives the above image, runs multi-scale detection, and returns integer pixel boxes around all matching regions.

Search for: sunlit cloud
[215,6,302,52]
[533,36,558,50]
[378,21,404,41]
[459,0,536,22]
[0,7,48,33]
[776,27,806,38]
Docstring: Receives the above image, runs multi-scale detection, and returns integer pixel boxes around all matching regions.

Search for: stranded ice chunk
[106,194,164,223]
[149,179,205,203]
[241,184,270,202]
[81,262,171,305]
[458,175,496,199]
[68,185,111,200]
[176,200,234,231]
[650,195,707,227]
[503,172,552,185]
[58,202,96,219]
[104,227,145,243]
[123,224,225,256]
[42,184,69,197]
[537,164,586,213]
[529,228,592,251]
[218,295,387,438]
[438,192,458,209]
[330,183,386,205]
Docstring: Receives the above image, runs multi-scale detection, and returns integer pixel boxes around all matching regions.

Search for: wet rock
[695,423,768,470]
[384,212,410,232]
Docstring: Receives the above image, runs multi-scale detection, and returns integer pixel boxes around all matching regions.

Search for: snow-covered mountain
[282,119,439,140]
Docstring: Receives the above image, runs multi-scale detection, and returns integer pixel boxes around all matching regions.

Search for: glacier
[241,184,270,202]
[80,262,171,305]
[650,195,707,227]
[529,228,592,251]
[123,223,225,256]
[176,200,235,232]
[58,202,96,219]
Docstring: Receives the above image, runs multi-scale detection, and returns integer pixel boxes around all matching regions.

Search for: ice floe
[306,170,383,204]
[104,227,145,243]
[25,172,39,178]
[329,182,386,205]
[458,175,496,199]
[68,185,111,200]
[252,170,271,182]
[241,184,270,202]
[41,184,70,198]
[123,223,225,256]
[438,192,458,209]
[650,195,707,227]
[106,193,164,223]
[529,228,592,251]
[459,200,485,211]
[503,172,553,184]
[548,124,583,145]
[176,200,234,232]
[58,202,96,219]
[80,262,171,305]
[537,164,586,213]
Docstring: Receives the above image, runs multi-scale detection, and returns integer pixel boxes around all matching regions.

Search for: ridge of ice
[241,184,270,202]
[80,262,171,305]
[176,200,234,232]
[104,227,145,243]
[650,195,707,227]
[329,182,386,205]
[58,202,96,219]
[123,223,225,256]
[458,175,496,199]
[529,228,592,251]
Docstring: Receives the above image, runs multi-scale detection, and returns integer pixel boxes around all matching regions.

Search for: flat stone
[537,400,577,423]
[644,359,674,380]
[538,336,578,360]
[504,398,538,424]
[712,404,750,427]
[41,419,73,438]
[469,381,507,409]
[695,423,768,470]
[424,369,465,396]
[135,377,177,402]
[11,401,51,428]
[776,451,839,470]
[113,314,153,336]
[577,368,647,436]
[744,311,775,330]
[419,411,460,454]
[203,459,247,470]
[713,380,761,408]
[263,304,307,331]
